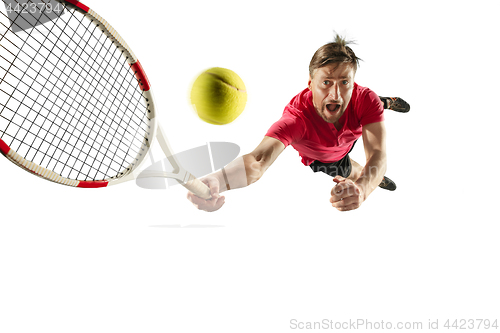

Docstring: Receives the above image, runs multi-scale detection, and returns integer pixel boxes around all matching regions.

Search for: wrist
[211,169,230,193]
[354,178,368,202]
[220,167,231,192]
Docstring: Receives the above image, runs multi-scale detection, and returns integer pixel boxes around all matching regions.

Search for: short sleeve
[265,111,306,147]
[359,89,384,126]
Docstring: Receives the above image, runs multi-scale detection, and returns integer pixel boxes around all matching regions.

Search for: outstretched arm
[330,121,387,211]
[356,121,387,198]
[187,136,286,212]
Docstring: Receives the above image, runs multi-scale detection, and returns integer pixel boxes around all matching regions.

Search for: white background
[1,0,499,332]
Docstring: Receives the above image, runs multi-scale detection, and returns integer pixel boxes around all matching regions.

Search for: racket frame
[0,0,211,198]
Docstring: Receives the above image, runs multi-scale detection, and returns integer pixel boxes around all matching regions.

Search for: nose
[328,82,341,101]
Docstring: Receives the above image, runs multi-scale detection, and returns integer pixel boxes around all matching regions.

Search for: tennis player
[187,34,410,212]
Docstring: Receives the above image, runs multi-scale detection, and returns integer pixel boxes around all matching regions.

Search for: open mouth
[326,104,340,113]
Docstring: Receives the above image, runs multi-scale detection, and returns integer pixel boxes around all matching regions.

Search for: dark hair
[309,34,361,78]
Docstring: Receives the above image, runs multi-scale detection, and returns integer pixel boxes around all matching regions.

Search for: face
[308,63,355,125]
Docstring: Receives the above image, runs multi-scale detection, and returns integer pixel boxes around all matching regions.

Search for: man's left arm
[356,121,387,199]
[330,121,387,211]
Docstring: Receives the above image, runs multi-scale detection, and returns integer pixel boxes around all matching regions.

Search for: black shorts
[309,140,357,178]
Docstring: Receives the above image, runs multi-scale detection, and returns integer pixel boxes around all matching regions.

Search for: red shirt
[265,83,384,165]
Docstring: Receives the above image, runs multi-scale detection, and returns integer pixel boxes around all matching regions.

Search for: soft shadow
[149,224,225,228]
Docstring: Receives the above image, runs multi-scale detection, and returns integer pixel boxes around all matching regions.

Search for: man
[187,34,409,212]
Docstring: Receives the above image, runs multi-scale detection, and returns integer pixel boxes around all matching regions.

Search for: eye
[322,80,330,85]
[342,80,349,85]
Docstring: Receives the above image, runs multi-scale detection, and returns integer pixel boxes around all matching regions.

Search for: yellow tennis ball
[190,67,247,125]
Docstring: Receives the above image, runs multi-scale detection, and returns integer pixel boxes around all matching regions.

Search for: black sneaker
[379,176,397,191]
[379,97,410,113]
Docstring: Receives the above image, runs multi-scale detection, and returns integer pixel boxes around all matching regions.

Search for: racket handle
[184,174,212,200]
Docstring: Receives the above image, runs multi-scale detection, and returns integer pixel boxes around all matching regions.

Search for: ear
[307,74,312,90]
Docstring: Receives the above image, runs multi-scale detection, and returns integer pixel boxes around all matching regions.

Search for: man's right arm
[187,136,286,212]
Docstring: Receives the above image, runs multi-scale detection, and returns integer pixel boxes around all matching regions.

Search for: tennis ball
[190,67,247,125]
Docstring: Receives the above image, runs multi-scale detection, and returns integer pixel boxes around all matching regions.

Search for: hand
[187,175,225,212]
[330,176,365,212]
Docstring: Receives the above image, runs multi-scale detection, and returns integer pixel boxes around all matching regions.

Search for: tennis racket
[0,0,211,199]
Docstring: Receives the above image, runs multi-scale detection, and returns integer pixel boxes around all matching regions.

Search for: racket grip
[184,174,212,200]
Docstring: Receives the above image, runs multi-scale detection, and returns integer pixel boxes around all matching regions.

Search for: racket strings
[1,15,143,179]
[0,0,151,181]
[1,5,145,144]
[38,14,144,178]
[1,2,143,106]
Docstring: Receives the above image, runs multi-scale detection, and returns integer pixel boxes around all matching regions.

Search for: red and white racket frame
[0,0,211,198]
